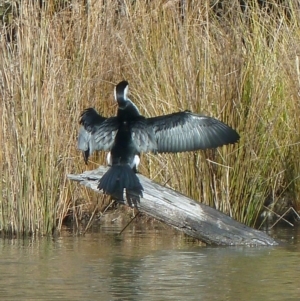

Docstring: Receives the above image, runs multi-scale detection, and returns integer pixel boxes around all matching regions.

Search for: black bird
[78,80,239,203]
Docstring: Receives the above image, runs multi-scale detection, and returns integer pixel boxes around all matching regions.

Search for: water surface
[0,223,299,301]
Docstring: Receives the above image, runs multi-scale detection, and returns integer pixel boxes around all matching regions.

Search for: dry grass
[0,0,299,235]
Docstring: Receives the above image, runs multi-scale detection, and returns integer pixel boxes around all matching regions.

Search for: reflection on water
[0,223,300,301]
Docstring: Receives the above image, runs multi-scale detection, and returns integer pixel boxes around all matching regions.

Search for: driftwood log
[68,166,278,246]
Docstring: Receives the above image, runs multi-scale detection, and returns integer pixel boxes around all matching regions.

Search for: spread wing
[147,111,240,153]
[78,108,119,164]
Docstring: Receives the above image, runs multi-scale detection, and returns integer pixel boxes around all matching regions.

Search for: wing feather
[78,108,119,163]
[147,111,239,153]
[93,117,119,151]
[130,118,157,153]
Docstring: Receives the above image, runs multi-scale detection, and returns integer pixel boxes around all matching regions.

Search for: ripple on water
[0,225,299,300]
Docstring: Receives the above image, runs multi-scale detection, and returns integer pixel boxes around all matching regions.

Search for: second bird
[78,81,240,203]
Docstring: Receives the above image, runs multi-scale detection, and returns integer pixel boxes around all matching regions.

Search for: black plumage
[97,165,143,202]
[78,80,240,203]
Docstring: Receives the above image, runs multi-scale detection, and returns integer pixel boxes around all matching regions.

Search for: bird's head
[114,81,140,116]
[114,80,129,109]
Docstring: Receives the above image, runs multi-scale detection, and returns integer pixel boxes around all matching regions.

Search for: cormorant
[78,80,239,203]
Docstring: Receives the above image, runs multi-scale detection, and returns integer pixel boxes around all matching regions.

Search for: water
[0,223,299,301]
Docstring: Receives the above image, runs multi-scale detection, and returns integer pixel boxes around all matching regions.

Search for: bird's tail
[98,165,143,204]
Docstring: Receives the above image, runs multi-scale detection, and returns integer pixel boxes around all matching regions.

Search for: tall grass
[0,0,299,234]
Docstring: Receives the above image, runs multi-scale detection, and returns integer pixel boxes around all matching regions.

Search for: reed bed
[0,0,299,235]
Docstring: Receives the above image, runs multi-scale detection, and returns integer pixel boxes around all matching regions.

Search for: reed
[0,1,299,235]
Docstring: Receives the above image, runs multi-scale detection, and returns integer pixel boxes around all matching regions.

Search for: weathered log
[68,166,278,246]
